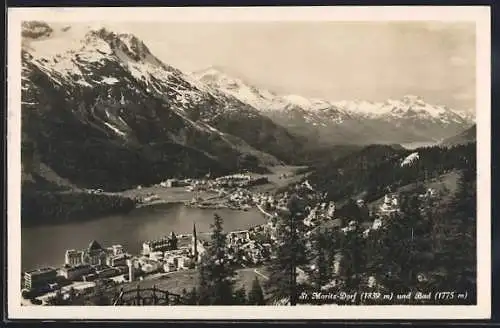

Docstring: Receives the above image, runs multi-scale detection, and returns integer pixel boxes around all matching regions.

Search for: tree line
[21,188,136,226]
[308,143,475,204]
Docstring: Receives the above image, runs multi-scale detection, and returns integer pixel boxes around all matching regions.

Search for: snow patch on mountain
[104,122,127,137]
[401,152,420,167]
[101,77,119,84]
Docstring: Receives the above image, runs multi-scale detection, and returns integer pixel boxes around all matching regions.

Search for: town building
[82,273,98,282]
[164,255,189,271]
[142,234,177,255]
[24,267,57,290]
[83,240,107,266]
[164,179,181,187]
[419,188,437,200]
[326,201,336,218]
[140,259,162,274]
[64,241,126,270]
[149,251,164,262]
[95,267,119,279]
[372,218,383,230]
[106,253,128,267]
[64,249,84,266]
[59,264,93,280]
[112,245,124,256]
[379,194,400,214]
[163,262,177,273]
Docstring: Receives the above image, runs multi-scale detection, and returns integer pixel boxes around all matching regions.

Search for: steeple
[192,222,198,262]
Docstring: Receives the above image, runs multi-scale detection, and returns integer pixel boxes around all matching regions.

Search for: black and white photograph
[7,6,491,320]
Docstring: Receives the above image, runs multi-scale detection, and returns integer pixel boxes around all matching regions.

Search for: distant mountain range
[194,67,475,145]
[20,21,476,191]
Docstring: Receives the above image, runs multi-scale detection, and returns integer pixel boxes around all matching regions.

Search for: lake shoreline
[22,203,267,271]
[21,165,305,229]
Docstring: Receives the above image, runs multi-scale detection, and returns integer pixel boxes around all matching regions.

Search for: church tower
[192,222,198,262]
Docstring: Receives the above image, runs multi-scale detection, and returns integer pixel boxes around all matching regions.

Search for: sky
[67,21,477,112]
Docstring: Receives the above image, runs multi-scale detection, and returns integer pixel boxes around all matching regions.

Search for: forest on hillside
[307,143,476,204]
[21,184,136,226]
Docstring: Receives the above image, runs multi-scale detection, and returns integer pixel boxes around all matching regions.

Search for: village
[134,172,271,210]
[22,167,440,306]
[21,220,276,305]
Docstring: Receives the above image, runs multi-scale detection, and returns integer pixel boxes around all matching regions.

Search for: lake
[400,141,440,150]
[21,203,266,271]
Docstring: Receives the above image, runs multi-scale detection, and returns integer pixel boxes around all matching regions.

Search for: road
[256,204,274,218]
[253,268,269,280]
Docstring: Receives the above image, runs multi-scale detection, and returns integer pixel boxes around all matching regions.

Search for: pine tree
[266,193,307,305]
[248,277,265,305]
[439,168,476,301]
[196,257,210,305]
[184,287,198,305]
[311,230,329,288]
[233,287,248,305]
[87,280,111,305]
[364,210,409,293]
[46,290,66,306]
[341,224,366,291]
[196,213,236,305]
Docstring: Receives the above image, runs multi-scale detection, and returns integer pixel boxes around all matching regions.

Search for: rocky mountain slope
[194,67,475,145]
[21,22,307,191]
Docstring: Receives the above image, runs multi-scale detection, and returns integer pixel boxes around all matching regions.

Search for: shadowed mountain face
[21,25,310,191]
[441,125,476,147]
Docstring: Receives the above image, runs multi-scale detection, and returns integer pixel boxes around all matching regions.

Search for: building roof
[88,240,103,251]
[61,264,92,272]
[25,267,56,275]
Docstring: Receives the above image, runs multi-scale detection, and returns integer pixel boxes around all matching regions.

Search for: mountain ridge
[22,24,307,191]
[441,124,476,147]
[193,67,475,145]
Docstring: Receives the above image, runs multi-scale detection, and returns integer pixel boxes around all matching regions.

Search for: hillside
[441,125,476,147]
[306,143,476,203]
[367,170,461,211]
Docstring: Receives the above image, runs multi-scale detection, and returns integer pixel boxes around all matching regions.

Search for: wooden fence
[112,285,187,305]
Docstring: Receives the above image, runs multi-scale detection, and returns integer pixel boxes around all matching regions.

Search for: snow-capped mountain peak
[85,28,155,63]
[332,95,472,123]
[190,67,474,144]
[192,67,473,123]
[23,21,475,153]
[192,66,284,111]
